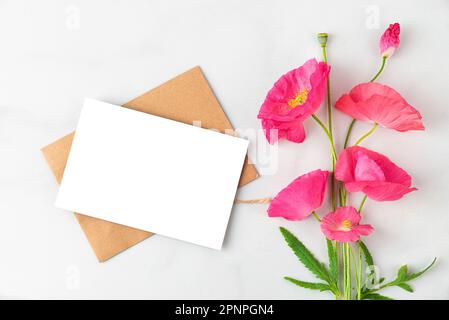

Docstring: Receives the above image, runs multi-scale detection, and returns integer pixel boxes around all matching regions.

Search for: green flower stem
[342,56,387,148]
[335,241,340,296]
[356,195,368,300]
[358,195,368,213]
[358,242,362,300]
[349,245,359,299]
[356,196,368,300]
[330,169,336,210]
[338,187,344,206]
[311,211,321,222]
[349,244,363,300]
[321,46,333,141]
[370,56,387,82]
[311,114,337,160]
[354,123,378,146]
[348,245,352,299]
[311,114,337,210]
[322,45,337,212]
[319,34,343,298]
[342,244,347,299]
[354,195,367,300]
[339,183,347,206]
[343,250,346,299]
[343,119,356,148]
[344,243,352,299]
[312,114,337,162]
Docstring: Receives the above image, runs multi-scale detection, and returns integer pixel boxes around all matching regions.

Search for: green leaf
[280,227,330,283]
[361,258,436,299]
[405,258,437,282]
[396,265,408,281]
[379,277,385,284]
[363,293,394,300]
[359,241,374,268]
[359,241,378,288]
[326,239,338,284]
[284,277,331,292]
[396,283,414,293]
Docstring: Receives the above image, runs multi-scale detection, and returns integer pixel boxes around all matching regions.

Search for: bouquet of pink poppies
[257,23,436,300]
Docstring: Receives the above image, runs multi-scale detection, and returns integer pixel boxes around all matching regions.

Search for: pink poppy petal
[334,94,369,121]
[352,146,412,185]
[354,152,386,182]
[268,169,328,221]
[362,182,417,201]
[322,230,361,243]
[335,147,357,182]
[261,118,306,144]
[354,224,374,236]
[331,206,362,225]
[344,181,369,193]
[286,121,306,143]
[335,83,424,132]
[336,146,416,202]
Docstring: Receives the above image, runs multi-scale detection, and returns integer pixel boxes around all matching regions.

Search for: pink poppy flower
[380,23,400,58]
[258,59,330,144]
[320,206,374,243]
[335,82,424,132]
[261,118,306,144]
[268,169,328,221]
[335,146,417,201]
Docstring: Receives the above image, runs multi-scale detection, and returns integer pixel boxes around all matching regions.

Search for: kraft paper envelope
[56,99,249,250]
[41,66,259,261]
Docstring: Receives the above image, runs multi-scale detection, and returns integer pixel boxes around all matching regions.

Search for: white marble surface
[1,0,449,299]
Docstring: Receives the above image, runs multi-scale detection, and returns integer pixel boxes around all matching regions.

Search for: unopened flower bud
[379,23,400,58]
[317,33,328,48]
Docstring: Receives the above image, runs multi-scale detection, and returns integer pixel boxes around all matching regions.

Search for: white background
[1,0,448,299]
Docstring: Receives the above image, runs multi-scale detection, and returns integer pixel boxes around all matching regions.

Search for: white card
[55,98,249,250]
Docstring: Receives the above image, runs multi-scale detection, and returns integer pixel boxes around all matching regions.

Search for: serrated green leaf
[397,265,408,281]
[326,239,338,284]
[359,241,374,268]
[396,283,414,293]
[284,277,331,292]
[359,241,378,287]
[406,257,437,282]
[363,293,394,300]
[280,227,330,283]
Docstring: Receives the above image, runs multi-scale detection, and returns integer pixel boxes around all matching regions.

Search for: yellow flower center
[288,89,309,108]
[341,219,352,231]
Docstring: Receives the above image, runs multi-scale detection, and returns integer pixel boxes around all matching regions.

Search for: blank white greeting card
[55,98,249,250]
